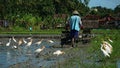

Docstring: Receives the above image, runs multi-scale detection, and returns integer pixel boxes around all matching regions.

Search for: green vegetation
[90,29,120,60]
[0,0,120,32]
[59,29,120,68]
[0,28,63,34]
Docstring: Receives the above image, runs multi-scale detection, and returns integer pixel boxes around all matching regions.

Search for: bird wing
[101,44,110,57]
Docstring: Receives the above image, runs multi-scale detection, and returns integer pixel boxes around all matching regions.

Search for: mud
[0,37,91,68]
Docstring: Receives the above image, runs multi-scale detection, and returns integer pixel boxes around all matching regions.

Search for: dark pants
[70,30,79,47]
[70,30,79,39]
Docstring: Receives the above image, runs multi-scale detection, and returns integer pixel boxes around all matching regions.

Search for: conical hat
[73,10,79,14]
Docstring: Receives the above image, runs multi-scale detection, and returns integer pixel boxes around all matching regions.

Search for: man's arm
[79,18,83,29]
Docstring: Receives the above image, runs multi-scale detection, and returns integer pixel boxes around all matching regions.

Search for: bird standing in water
[34,39,43,45]
[47,39,54,43]
[34,46,45,53]
[12,36,17,43]
[53,50,65,56]
[26,38,33,47]
[6,38,11,46]
[34,46,45,57]
[18,38,23,46]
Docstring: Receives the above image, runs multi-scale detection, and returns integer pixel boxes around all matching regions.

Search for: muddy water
[0,38,63,68]
[0,37,97,68]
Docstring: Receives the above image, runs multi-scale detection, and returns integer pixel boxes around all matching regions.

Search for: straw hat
[73,10,79,15]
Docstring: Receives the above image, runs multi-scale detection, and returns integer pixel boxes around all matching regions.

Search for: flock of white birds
[1,36,65,56]
[1,36,114,58]
[100,38,113,57]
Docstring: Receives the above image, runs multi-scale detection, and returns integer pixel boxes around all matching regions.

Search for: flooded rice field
[0,37,63,68]
[0,36,119,68]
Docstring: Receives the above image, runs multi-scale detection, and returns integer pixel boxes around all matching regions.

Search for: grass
[0,29,63,34]
[58,29,120,68]
[88,29,120,68]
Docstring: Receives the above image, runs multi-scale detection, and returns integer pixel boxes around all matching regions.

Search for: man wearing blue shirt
[69,10,82,47]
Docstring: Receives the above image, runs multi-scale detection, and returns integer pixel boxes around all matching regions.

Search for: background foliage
[0,0,120,31]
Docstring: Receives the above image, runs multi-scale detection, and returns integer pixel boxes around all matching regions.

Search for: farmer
[68,10,83,47]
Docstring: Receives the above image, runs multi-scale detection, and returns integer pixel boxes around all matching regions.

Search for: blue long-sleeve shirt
[69,15,82,31]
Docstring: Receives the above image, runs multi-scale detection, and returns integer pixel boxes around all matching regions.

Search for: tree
[92,6,114,17]
[114,4,120,14]
[83,0,90,6]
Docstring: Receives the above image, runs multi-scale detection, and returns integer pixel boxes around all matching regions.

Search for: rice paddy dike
[0,29,120,68]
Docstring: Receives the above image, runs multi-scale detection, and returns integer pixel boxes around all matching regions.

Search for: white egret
[18,38,23,46]
[103,43,111,54]
[34,46,45,53]
[12,36,17,43]
[34,46,45,58]
[100,44,110,57]
[6,38,11,46]
[27,37,32,39]
[26,38,33,47]
[103,41,112,49]
[53,50,65,56]
[34,39,43,45]
[47,39,54,43]
[23,38,27,44]
[103,41,113,54]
